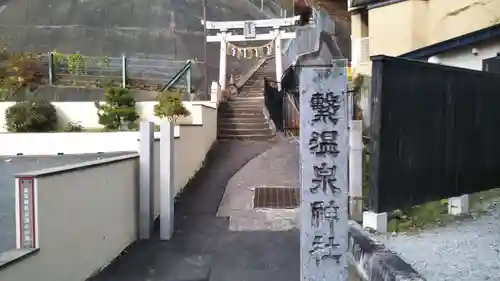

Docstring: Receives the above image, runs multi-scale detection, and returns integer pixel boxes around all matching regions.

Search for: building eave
[400,24,500,59]
[367,0,408,10]
[349,0,408,10]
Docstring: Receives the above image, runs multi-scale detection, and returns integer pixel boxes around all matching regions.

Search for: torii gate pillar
[274,29,283,90]
[219,31,228,90]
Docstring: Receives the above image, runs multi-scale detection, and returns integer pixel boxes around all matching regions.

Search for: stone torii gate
[202,16,299,90]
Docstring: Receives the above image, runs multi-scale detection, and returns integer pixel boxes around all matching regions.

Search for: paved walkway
[218,138,299,231]
[89,138,301,281]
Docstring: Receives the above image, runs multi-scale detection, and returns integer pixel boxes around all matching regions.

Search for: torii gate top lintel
[201,15,300,30]
[202,16,299,90]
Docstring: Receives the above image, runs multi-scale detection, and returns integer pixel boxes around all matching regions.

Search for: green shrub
[154,89,190,124]
[95,87,139,130]
[5,99,58,132]
[64,121,84,132]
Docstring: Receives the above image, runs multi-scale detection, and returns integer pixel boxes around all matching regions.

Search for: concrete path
[89,138,301,281]
[218,138,300,231]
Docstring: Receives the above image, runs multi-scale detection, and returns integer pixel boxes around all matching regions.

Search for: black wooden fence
[263,66,300,136]
[263,77,284,131]
[369,55,500,213]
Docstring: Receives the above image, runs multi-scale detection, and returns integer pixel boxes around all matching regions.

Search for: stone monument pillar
[299,60,349,281]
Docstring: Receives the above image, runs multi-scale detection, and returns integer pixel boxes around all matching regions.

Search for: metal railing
[159,60,192,93]
[263,76,300,137]
[247,0,288,18]
[46,52,188,90]
[282,90,300,137]
[281,8,322,70]
[263,77,283,130]
[262,7,340,138]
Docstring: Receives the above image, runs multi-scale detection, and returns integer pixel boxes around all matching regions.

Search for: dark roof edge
[350,0,407,10]
[400,24,500,59]
[371,54,500,78]
[367,0,408,10]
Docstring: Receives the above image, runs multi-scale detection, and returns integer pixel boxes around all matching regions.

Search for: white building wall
[0,156,139,281]
[430,38,500,70]
[0,101,213,133]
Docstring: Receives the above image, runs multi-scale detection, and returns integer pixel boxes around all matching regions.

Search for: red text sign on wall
[18,177,36,248]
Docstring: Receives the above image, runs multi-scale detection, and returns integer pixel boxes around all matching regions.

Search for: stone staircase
[217,64,275,140]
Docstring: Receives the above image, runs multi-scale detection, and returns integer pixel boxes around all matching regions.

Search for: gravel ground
[0,152,133,253]
[378,201,500,281]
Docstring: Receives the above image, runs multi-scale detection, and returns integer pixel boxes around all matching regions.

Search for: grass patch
[387,187,500,233]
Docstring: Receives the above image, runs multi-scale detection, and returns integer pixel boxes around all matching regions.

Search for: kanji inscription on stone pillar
[299,60,348,281]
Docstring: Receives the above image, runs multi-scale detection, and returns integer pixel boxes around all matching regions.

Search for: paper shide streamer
[223,33,278,60]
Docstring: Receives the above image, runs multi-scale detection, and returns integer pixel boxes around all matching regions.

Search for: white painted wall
[153,105,218,217]
[0,101,214,133]
[0,103,217,156]
[0,105,218,224]
[0,131,156,155]
[429,38,500,70]
[173,106,217,197]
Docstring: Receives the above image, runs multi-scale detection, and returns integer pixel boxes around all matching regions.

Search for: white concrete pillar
[347,90,352,121]
[139,121,154,239]
[210,81,220,104]
[428,56,441,64]
[274,29,283,90]
[448,194,469,216]
[350,36,360,69]
[349,120,364,222]
[219,31,228,90]
[362,211,387,233]
[121,54,127,88]
[160,120,175,240]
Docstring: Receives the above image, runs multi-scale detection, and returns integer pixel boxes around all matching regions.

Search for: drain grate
[253,187,300,209]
